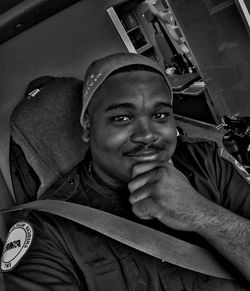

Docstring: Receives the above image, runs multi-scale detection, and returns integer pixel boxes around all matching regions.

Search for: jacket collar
[39,162,81,201]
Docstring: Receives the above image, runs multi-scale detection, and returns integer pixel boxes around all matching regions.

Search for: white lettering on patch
[1,221,34,272]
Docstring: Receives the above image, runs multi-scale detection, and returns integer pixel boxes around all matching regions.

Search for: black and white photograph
[0,0,249,290]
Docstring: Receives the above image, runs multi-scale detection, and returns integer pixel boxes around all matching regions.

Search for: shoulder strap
[3,199,233,280]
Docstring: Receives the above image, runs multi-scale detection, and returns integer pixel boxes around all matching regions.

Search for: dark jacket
[3,136,250,290]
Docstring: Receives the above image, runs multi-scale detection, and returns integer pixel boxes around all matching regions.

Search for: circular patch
[1,221,34,272]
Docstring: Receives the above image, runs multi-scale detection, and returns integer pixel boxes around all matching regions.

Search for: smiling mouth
[125,149,163,162]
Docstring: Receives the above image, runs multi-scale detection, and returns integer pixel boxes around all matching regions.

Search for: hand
[130,162,250,283]
[128,162,207,231]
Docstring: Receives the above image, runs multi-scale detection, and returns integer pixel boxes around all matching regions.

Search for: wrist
[191,198,226,236]
[158,192,214,232]
[180,194,219,233]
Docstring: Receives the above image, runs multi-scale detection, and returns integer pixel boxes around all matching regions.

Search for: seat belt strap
[3,199,233,280]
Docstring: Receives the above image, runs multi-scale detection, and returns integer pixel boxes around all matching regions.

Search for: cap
[80,52,172,126]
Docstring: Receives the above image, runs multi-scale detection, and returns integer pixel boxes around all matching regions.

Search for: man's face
[85,70,177,188]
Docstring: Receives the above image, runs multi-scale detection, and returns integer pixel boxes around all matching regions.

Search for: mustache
[124,144,165,156]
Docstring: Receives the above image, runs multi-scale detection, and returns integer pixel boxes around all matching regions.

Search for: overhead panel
[0,0,81,45]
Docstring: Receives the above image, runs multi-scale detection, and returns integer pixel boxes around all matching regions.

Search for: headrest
[10,76,87,199]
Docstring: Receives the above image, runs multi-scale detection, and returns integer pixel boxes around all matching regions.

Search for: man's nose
[130,118,158,145]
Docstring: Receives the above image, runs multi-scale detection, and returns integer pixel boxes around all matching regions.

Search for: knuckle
[128,182,136,194]
[129,191,139,204]
[138,199,150,214]
[132,203,142,217]
[129,188,144,204]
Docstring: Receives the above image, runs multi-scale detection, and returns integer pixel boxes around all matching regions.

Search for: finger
[132,197,158,220]
[129,182,155,204]
[128,176,148,194]
[132,162,158,179]
[128,169,158,194]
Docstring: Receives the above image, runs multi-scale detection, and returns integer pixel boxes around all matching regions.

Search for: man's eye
[111,115,131,122]
[153,113,169,120]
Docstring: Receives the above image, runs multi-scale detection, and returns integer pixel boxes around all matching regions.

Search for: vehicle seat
[9,76,87,203]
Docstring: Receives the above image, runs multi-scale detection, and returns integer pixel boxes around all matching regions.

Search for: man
[2,53,250,290]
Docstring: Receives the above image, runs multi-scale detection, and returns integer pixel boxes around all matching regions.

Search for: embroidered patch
[219,147,250,184]
[1,221,34,272]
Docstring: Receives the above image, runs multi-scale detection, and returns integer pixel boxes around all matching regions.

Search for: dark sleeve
[214,146,250,218]
[3,211,88,291]
[0,271,5,291]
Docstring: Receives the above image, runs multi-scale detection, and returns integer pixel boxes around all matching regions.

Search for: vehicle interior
[0,0,249,255]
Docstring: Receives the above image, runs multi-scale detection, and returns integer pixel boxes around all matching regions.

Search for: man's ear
[81,114,90,143]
